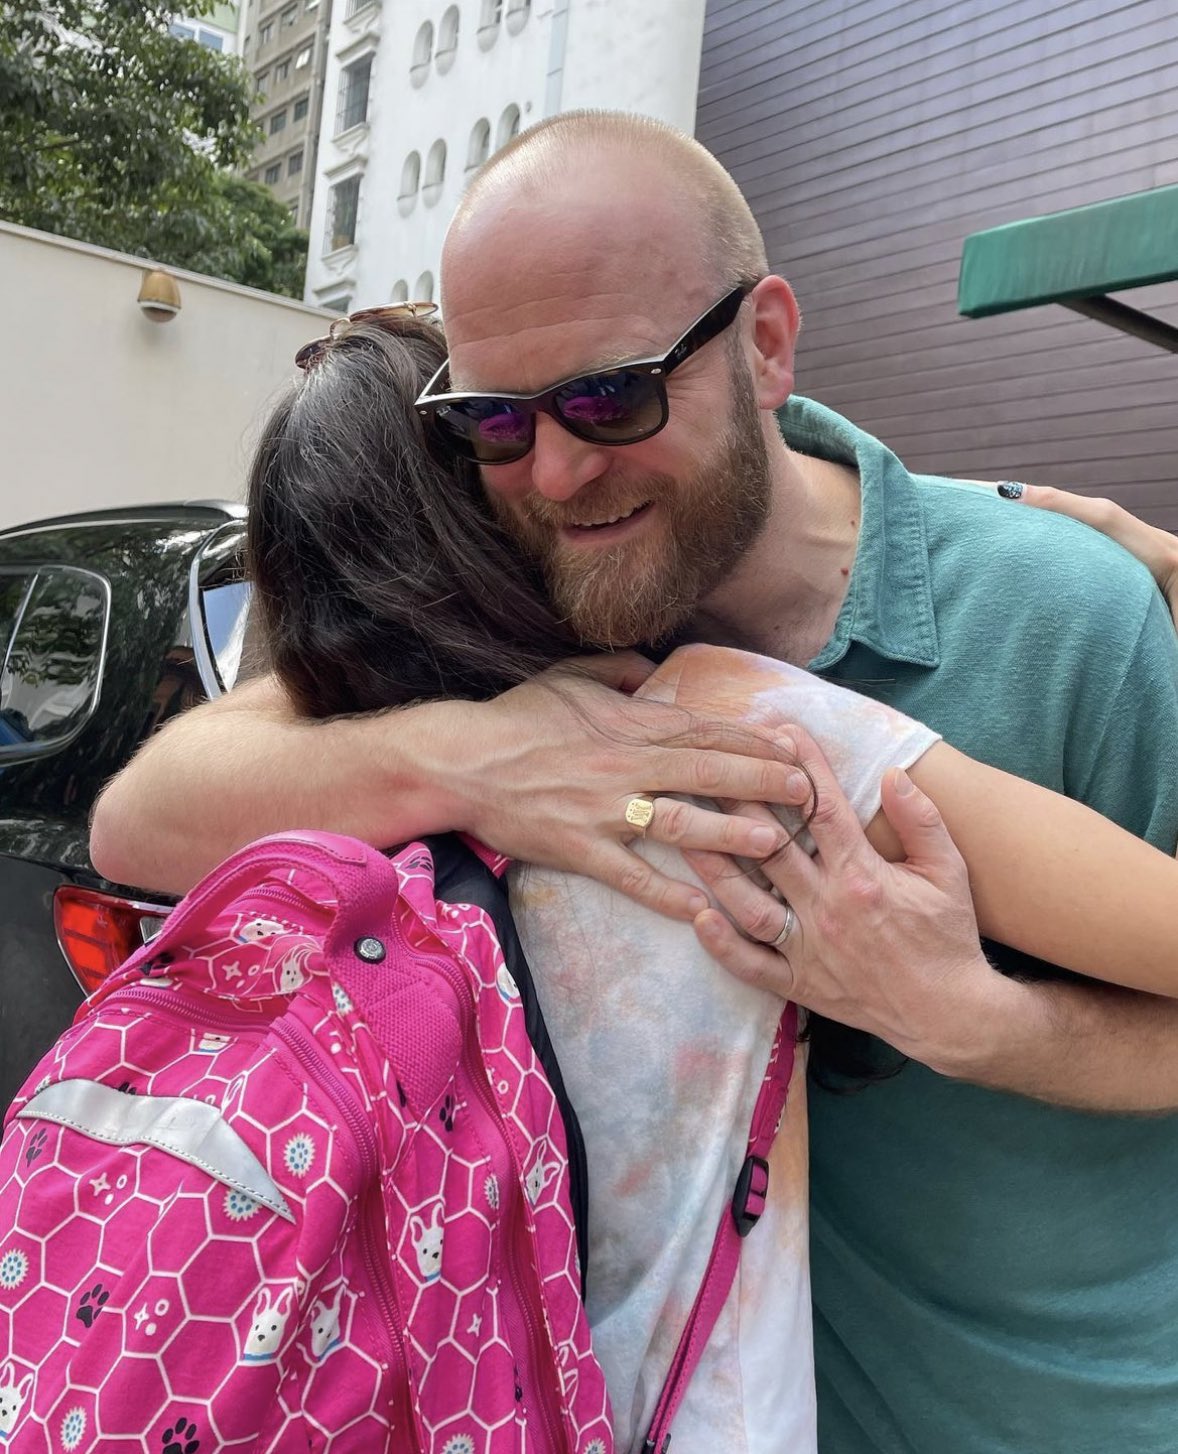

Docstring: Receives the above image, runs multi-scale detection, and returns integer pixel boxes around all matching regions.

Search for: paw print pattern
[438,1093,456,1132]
[24,1129,47,1165]
[117,1081,139,1095]
[159,1409,200,1454]
[76,1283,110,1328]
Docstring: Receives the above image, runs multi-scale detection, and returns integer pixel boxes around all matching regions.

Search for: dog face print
[409,1204,444,1285]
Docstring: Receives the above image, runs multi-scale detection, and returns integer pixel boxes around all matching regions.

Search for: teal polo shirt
[779,398,1178,1454]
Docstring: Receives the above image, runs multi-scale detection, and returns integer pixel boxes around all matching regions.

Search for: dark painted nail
[997,481,1025,500]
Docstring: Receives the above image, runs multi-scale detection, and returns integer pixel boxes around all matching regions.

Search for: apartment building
[171,2,243,52]
[240,0,334,228]
[304,0,707,314]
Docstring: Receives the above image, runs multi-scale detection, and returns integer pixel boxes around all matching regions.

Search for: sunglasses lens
[435,400,534,463]
[555,370,665,443]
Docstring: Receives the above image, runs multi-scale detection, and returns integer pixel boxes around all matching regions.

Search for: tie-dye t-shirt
[509,644,940,1454]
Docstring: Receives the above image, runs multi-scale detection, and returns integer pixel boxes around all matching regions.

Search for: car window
[0,566,109,758]
[200,577,252,693]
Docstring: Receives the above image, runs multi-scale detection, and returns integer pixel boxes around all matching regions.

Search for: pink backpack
[0,831,795,1454]
[0,832,610,1453]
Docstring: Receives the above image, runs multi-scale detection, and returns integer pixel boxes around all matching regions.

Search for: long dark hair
[247,316,581,718]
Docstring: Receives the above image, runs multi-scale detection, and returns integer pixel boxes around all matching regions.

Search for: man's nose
[528,412,611,502]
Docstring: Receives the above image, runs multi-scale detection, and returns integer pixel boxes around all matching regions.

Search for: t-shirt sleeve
[646,644,940,840]
[746,660,940,839]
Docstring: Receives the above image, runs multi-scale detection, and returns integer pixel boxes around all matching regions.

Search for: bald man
[93,113,1178,1454]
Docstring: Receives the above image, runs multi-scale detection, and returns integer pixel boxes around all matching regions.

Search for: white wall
[559,0,705,133]
[0,223,329,531]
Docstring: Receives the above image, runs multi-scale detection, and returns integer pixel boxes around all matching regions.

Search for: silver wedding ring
[770,903,797,949]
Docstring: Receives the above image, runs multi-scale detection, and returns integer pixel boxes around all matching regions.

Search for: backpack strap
[642,1001,799,1453]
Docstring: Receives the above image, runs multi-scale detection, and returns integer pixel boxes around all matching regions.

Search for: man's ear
[747,276,799,410]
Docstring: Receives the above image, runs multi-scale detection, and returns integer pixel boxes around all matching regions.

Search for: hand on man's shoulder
[917,471,1166,641]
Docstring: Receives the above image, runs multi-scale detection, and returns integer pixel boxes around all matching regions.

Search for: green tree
[0,0,308,297]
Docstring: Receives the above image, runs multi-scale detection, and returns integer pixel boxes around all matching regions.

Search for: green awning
[958,185,1178,352]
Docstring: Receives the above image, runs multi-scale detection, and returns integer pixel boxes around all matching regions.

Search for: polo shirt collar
[777,397,941,672]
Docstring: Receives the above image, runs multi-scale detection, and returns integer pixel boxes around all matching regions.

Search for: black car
[0,502,249,1106]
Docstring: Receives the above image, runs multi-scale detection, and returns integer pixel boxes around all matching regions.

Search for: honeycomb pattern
[0,835,612,1452]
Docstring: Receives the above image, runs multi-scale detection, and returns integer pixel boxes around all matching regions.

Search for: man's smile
[559,500,655,545]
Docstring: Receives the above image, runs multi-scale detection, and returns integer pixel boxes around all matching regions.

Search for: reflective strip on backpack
[18,1079,295,1223]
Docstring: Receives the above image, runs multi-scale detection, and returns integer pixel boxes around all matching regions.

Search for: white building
[305,0,706,314]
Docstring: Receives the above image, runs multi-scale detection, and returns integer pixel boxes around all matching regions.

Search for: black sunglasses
[414,281,758,465]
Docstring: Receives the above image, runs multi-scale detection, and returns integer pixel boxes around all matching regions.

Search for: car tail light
[54,886,171,995]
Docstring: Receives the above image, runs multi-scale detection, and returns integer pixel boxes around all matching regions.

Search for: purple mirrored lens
[555,370,662,441]
[478,410,532,443]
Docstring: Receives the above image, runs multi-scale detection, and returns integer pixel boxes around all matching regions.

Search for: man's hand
[686,727,1015,1076]
[1002,483,1178,629]
[449,654,814,921]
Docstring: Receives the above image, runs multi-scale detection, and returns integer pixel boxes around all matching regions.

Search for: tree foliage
[0,0,308,297]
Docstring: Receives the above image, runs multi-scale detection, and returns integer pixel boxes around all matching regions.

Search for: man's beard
[489,366,772,649]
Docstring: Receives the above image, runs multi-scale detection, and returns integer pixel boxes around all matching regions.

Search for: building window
[326,176,361,252]
[336,54,372,133]
[282,5,297,26]
[496,104,521,148]
[198,28,224,49]
[269,109,287,134]
[478,0,502,47]
[398,150,421,213]
[415,271,435,302]
[264,162,282,184]
[323,294,352,313]
[391,279,409,303]
[436,5,460,70]
[410,20,433,85]
[423,139,446,205]
[288,150,303,175]
[288,199,300,220]
[295,43,312,68]
[169,21,195,40]
[293,94,309,121]
[259,20,273,44]
[305,0,318,9]
[255,69,270,94]
[505,0,530,34]
[466,117,490,173]
[345,0,373,17]
[275,58,290,81]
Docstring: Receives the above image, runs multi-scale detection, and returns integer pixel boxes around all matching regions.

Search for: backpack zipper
[272,1013,421,1451]
[423,947,569,1454]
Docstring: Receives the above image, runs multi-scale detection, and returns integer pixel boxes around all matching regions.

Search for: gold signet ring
[623,795,657,835]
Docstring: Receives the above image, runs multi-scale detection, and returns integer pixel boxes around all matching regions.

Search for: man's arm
[90,660,812,910]
[691,728,1178,1114]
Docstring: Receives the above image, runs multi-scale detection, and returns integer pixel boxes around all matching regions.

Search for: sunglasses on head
[413,280,759,465]
[294,301,439,371]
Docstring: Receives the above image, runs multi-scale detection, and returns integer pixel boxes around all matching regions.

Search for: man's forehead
[441,163,710,390]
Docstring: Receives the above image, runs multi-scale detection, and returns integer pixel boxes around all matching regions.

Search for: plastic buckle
[731,1154,769,1238]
